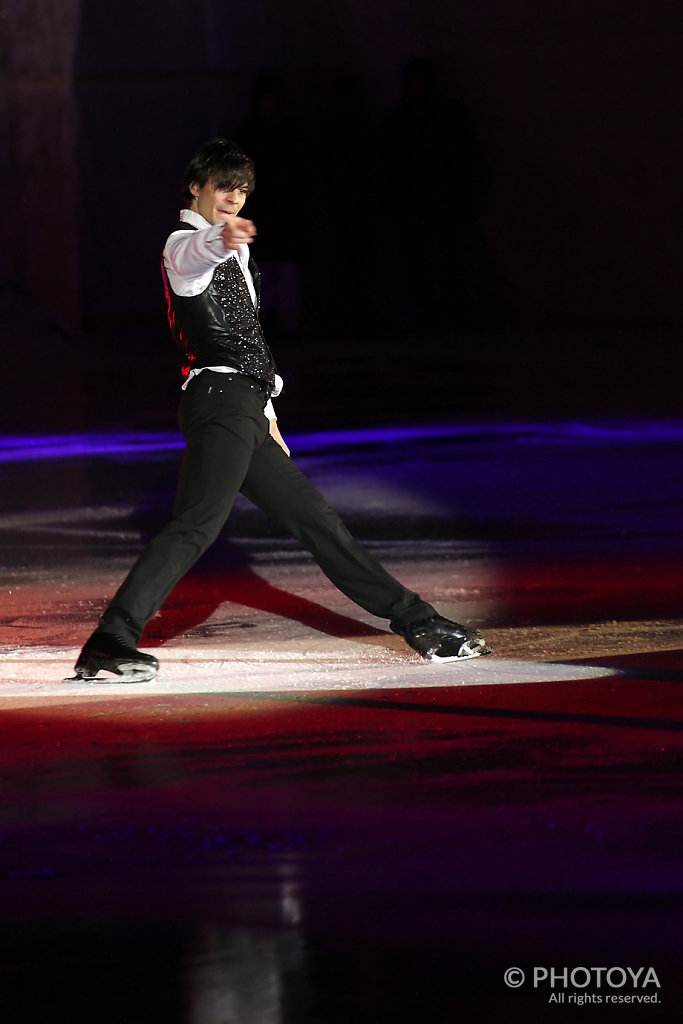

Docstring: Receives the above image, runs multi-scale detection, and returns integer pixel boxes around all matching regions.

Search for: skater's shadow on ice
[144,553,387,647]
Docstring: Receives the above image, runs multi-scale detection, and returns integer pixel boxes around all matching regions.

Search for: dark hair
[181,138,256,202]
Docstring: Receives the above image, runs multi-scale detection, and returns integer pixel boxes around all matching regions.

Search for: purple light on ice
[0,420,682,464]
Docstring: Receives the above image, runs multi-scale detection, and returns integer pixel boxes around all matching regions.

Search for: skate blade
[64,663,157,684]
[429,641,492,664]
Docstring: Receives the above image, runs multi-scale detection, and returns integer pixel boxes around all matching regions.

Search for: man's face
[190,180,249,225]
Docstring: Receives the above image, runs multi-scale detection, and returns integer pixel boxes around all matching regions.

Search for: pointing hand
[221,217,257,250]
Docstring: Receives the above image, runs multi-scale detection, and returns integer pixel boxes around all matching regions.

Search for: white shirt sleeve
[163,223,234,297]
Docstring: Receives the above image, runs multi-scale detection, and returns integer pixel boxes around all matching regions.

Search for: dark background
[1,0,682,430]
[1,7,682,1021]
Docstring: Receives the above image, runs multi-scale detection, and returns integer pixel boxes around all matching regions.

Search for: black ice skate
[68,632,159,683]
[397,615,492,663]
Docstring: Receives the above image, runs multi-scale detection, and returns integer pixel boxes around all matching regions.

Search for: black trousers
[101,371,436,643]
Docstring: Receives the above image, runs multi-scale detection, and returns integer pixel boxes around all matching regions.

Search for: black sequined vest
[161,221,277,392]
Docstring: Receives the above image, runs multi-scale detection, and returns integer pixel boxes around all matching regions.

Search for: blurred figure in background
[236,73,307,344]
[378,58,486,332]
[310,71,378,332]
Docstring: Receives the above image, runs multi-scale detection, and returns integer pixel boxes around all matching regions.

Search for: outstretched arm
[164,217,257,285]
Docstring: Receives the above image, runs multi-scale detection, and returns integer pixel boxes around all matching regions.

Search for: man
[72,139,490,682]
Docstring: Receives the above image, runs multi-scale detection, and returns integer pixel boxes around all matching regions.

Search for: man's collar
[180,208,211,229]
